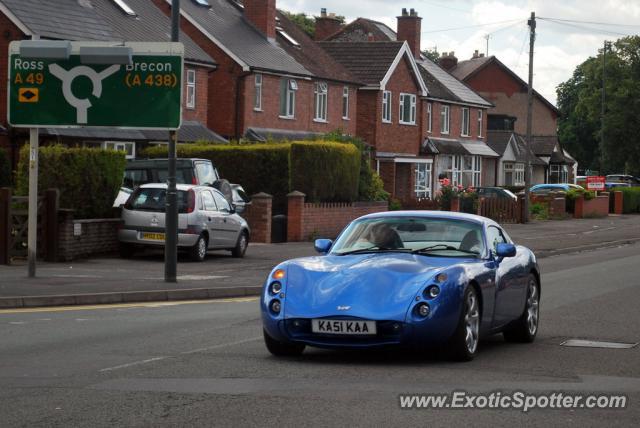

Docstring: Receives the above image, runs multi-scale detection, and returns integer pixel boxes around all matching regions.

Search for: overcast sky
[278,0,640,106]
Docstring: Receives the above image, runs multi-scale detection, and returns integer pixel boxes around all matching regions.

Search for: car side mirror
[496,243,516,258]
[314,239,333,254]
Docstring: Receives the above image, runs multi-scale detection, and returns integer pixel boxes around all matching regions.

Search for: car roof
[356,210,496,227]
[139,183,200,191]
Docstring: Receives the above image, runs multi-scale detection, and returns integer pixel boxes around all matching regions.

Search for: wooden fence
[478,197,523,223]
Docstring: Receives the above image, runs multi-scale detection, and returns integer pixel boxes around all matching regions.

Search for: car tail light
[187,189,196,213]
[192,176,198,185]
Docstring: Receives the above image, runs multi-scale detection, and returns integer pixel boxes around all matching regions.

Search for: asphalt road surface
[1,244,639,427]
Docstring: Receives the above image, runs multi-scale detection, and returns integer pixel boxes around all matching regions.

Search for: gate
[478,197,523,224]
[0,188,59,264]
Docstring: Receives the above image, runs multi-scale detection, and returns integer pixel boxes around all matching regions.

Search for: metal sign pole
[27,127,39,277]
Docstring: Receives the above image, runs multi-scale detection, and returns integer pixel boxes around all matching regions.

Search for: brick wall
[57,213,121,261]
[301,201,388,240]
[465,62,558,135]
[426,100,488,141]
[241,193,272,243]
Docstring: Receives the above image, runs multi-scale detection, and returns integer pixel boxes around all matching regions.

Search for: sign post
[8,41,183,277]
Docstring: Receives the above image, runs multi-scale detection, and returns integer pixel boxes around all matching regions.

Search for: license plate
[142,232,165,241]
[311,319,376,335]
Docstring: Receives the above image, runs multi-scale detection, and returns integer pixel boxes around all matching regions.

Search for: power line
[422,18,522,34]
[540,18,632,37]
[538,17,640,28]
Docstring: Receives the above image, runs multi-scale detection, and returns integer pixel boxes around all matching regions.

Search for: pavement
[1,214,640,309]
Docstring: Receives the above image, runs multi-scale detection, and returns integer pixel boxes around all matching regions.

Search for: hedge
[289,141,360,202]
[0,147,10,187]
[16,145,126,219]
[141,143,291,205]
[621,187,640,213]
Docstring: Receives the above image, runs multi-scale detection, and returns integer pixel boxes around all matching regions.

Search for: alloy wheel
[526,281,539,336]
[464,290,480,354]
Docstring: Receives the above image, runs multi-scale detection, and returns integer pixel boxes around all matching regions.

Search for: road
[1,244,639,426]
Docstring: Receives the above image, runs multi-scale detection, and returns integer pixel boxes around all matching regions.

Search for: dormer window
[277,27,300,47]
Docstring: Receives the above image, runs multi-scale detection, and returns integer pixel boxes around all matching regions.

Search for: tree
[557,36,640,176]
[281,11,346,38]
[421,48,440,63]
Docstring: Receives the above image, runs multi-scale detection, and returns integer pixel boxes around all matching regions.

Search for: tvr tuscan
[261,211,540,361]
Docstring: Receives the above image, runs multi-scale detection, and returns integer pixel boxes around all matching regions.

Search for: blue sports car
[261,211,541,361]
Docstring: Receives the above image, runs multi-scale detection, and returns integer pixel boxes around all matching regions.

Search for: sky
[277,0,640,106]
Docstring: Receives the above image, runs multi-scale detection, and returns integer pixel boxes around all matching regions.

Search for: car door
[200,189,224,248]
[211,189,241,247]
[487,225,523,328]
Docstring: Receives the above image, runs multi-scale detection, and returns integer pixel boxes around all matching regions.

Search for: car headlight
[415,302,430,317]
[424,285,440,299]
[270,281,282,295]
[270,299,281,314]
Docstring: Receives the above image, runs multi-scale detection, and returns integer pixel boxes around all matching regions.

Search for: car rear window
[126,188,191,213]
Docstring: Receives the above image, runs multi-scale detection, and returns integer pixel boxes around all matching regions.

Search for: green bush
[621,187,640,213]
[15,145,125,218]
[141,142,291,206]
[566,188,595,213]
[530,202,549,220]
[0,147,10,187]
[289,141,360,202]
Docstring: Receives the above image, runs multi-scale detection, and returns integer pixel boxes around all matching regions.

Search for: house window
[549,164,568,183]
[399,93,416,125]
[427,102,432,133]
[515,163,525,185]
[254,73,262,111]
[186,69,196,109]
[314,81,328,121]
[461,107,470,136]
[382,91,392,123]
[504,163,514,186]
[85,141,135,159]
[442,155,481,187]
[414,162,432,199]
[279,78,297,118]
[342,86,349,119]
[440,105,450,134]
[478,110,483,138]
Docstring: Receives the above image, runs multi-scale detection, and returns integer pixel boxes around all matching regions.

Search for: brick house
[445,53,576,183]
[0,0,225,167]
[152,0,361,141]
[319,8,496,199]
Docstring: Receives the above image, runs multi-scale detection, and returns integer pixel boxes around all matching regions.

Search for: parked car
[476,187,517,201]
[118,184,250,261]
[605,182,631,190]
[261,211,540,361]
[231,184,251,214]
[529,183,584,194]
[606,174,640,185]
[113,158,235,208]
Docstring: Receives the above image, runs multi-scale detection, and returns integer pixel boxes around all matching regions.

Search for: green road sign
[7,41,183,130]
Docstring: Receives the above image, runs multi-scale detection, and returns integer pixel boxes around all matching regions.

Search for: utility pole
[485,34,490,56]
[165,0,180,282]
[601,40,610,172]
[523,11,536,223]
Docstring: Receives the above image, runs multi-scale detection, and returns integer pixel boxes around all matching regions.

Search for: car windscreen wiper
[335,247,411,256]
[411,244,480,256]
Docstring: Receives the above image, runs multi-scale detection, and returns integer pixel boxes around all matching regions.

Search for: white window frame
[503,162,514,186]
[314,81,328,122]
[254,73,262,111]
[427,102,432,133]
[514,163,525,186]
[342,86,349,119]
[440,105,450,135]
[382,91,392,123]
[441,154,481,187]
[279,78,297,119]
[186,69,196,109]
[399,93,416,125]
[461,107,470,136]
[414,162,432,199]
[478,110,483,138]
[85,141,135,159]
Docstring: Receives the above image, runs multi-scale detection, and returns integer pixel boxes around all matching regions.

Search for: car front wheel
[448,286,480,361]
[263,329,305,357]
[503,274,539,343]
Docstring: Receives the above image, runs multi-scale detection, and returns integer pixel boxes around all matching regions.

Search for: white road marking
[98,336,262,372]
[180,336,262,355]
[99,357,168,372]
[8,321,25,325]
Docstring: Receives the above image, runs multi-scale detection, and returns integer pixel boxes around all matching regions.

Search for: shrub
[15,145,125,218]
[436,180,477,212]
[565,188,595,213]
[620,187,640,213]
[141,142,291,207]
[0,147,10,187]
[289,141,360,202]
[530,202,549,220]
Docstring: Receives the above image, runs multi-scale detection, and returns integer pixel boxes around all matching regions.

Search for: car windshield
[126,188,191,213]
[330,217,485,257]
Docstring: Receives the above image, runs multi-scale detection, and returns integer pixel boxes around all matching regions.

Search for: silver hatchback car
[118,184,250,261]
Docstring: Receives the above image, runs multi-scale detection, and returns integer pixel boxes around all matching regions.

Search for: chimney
[472,49,479,59]
[314,8,343,41]
[244,0,276,41]
[438,51,458,70]
[397,7,422,59]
